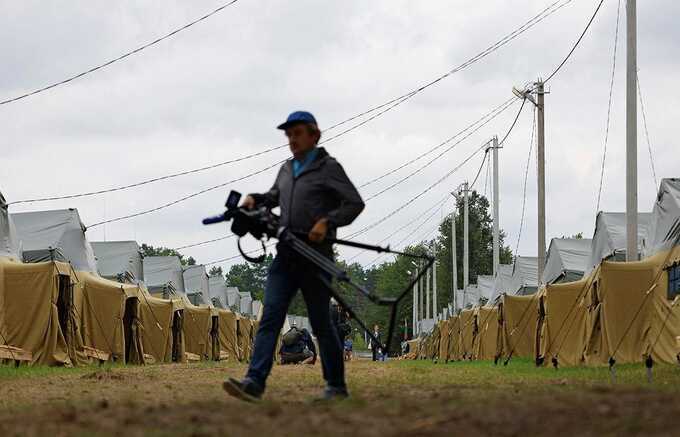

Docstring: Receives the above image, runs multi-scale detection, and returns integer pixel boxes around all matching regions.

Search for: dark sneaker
[313,386,349,403]
[222,377,264,403]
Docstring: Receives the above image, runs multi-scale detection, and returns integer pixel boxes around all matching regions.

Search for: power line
[345,195,449,263]
[348,98,529,241]
[637,72,658,189]
[88,159,283,228]
[544,0,606,83]
[359,97,516,189]
[514,107,537,257]
[0,1,243,106]
[363,99,519,201]
[346,144,488,240]
[469,150,490,191]
[174,234,235,251]
[596,0,621,212]
[10,0,572,205]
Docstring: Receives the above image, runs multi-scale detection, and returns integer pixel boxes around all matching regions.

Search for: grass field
[1,358,679,436]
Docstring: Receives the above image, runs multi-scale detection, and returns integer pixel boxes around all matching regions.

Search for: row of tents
[0,195,277,366]
[407,178,680,367]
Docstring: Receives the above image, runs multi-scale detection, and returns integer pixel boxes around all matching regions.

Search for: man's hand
[308,218,329,243]
[242,195,256,210]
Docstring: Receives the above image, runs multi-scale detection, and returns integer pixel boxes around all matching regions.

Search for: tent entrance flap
[172,310,184,363]
[123,297,143,364]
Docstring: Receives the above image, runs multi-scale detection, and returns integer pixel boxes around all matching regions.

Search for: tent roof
[588,211,652,272]
[511,256,538,293]
[12,208,97,272]
[183,264,209,295]
[143,256,185,293]
[208,275,229,308]
[91,240,143,281]
[0,192,21,260]
[644,178,680,257]
[543,238,592,284]
[477,275,495,300]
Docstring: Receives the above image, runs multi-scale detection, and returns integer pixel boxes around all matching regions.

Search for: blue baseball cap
[277,111,317,130]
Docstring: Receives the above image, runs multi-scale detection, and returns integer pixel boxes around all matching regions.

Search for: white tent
[588,212,652,272]
[239,291,253,316]
[91,240,143,282]
[644,178,680,257]
[0,192,21,260]
[477,275,495,301]
[143,256,185,293]
[12,208,97,272]
[488,264,514,304]
[543,238,592,284]
[183,264,209,298]
[456,284,480,309]
[252,300,263,317]
[226,286,241,309]
[208,275,229,308]
[510,256,539,295]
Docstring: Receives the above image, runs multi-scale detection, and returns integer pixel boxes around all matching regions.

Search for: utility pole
[626,0,638,261]
[492,136,500,276]
[426,262,431,320]
[463,182,470,308]
[451,206,457,311]
[412,269,417,336]
[433,244,438,321]
[536,80,546,283]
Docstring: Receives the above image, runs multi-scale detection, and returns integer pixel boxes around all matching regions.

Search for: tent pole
[625,0,638,261]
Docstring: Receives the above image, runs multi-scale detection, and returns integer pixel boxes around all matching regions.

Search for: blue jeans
[246,250,345,390]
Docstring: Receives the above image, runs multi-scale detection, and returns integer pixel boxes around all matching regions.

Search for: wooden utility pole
[626,0,638,261]
[536,80,546,283]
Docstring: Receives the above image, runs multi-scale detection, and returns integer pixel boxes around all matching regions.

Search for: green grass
[0,362,119,380]
[389,358,680,391]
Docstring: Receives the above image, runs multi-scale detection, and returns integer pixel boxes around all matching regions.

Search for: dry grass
[0,358,679,436]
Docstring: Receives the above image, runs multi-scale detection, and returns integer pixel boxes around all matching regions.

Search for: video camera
[203,190,434,356]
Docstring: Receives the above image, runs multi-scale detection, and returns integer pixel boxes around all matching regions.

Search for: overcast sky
[2,0,678,273]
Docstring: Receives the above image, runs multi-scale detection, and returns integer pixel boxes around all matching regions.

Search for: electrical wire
[637,72,659,190]
[596,0,621,212]
[363,99,519,201]
[544,0,606,83]
[174,234,236,251]
[9,0,572,205]
[346,144,489,241]
[0,0,243,106]
[348,97,530,241]
[345,194,449,263]
[359,97,516,189]
[88,159,283,228]
[514,107,537,258]
[468,150,490,191]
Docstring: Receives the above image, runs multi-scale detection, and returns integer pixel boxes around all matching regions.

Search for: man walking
[223,111,365,402]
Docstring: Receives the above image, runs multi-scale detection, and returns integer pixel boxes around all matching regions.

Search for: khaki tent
[136,289,181,364]
[0,258,73,366]
[458,309,476,359]
[216,308,238,361]
[584,248,680,365]
[237,316,254,362]
[73,271,145,364]
[499,294,540,361]
[474,305,500,361]
[536,278,590,367]
[447,315,460,360]
[438,319,450,362]
[179,297,213,361]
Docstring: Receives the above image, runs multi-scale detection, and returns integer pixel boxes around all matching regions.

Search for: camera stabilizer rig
[203,190,434,356]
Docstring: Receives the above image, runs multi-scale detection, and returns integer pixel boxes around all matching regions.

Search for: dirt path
[1,360,679,436]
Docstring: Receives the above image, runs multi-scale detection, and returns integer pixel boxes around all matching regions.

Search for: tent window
[669,265,680,300]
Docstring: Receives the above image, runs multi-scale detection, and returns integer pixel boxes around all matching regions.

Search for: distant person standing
[369,325,383,362]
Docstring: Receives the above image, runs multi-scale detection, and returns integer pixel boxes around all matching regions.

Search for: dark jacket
[251,147,364,254]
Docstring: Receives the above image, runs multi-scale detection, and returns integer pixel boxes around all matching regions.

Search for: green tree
[140,243,196,266]
[208,266,223,277]
[224,254,273,301]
